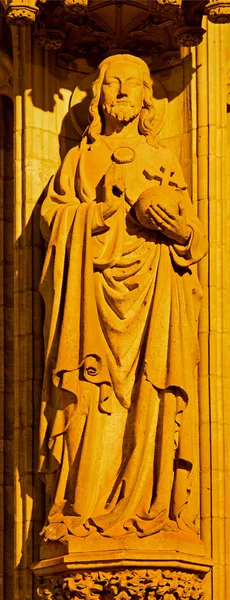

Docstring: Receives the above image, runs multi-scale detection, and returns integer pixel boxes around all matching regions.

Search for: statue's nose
[118,81,129,96]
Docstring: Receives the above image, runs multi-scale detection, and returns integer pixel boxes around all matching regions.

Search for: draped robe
[39,134,208,540]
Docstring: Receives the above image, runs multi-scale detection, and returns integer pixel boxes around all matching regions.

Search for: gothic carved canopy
[2,0,230,68]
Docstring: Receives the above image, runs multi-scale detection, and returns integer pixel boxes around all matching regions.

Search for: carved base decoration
[37,569,204,600]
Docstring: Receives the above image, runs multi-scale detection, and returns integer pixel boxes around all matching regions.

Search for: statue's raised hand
[101,164,125,220]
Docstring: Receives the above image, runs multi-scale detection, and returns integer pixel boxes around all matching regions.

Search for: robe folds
[39,135,208,540]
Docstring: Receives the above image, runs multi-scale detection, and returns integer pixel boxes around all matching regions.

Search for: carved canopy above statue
[3,0,230,69]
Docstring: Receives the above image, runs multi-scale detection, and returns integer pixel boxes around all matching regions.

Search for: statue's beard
[102,102,140,123]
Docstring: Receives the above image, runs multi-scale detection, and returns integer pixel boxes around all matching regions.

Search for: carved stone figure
[39,54,207,542]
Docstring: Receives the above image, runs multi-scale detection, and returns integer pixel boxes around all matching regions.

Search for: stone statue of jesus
[39,54,207,542]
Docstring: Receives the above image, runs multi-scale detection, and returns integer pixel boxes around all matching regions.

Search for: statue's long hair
[86,54,156,143]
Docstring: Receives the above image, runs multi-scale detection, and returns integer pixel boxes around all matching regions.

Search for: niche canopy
[3,0,230,58]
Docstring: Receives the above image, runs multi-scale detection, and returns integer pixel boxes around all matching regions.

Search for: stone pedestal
[32,535,213,600]
[32,547,213,600]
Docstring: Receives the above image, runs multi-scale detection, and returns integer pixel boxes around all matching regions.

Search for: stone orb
[135,185,182,230]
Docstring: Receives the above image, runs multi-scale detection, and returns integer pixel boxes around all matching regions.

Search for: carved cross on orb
[143,165,185,189]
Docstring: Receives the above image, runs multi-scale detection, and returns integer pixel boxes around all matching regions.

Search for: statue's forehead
[103,61,143,81]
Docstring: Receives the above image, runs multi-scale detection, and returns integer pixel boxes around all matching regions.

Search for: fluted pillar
[190,19,230,600]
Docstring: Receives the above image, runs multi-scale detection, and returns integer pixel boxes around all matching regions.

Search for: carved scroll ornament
[37,569,204,600]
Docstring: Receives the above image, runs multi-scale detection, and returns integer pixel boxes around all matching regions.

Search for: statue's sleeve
[39,143,112,392]
[41,143,109,241]
[168,159,208,268]
[40,145,81,242]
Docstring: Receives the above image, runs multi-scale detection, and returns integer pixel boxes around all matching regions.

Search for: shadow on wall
[0,92,45,600]
[11,42,200,600]
[14,185,48,600]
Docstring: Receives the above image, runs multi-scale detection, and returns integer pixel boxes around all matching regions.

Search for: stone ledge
[32,550,213,578]
[37,530,209,562]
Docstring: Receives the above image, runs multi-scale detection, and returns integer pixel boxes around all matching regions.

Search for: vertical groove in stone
[0,96,4,600]
[192,31,212,600]
[3,95,14,600]
[181,46,200,528]
[31,33,46,592]
[224,27,230,592]
[207,21,228,600]
[11,26,23,600]
[209,22,221,600]
[181,47,193,194]
[219,22,230,598]
[0,90,14,600]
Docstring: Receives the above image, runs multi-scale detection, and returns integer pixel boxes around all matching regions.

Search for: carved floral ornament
[3,0,230,55]
[37,569,205,600]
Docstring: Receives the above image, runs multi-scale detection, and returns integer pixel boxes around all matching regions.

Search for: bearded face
[103,102,140,123]
[100,61,144,124]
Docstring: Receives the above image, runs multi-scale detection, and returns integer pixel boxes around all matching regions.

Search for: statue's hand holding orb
[135,186,180,230]
[135,186,191,245]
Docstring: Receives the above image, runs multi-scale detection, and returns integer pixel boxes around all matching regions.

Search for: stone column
[190,19,230,600]
[11,25,46,600]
